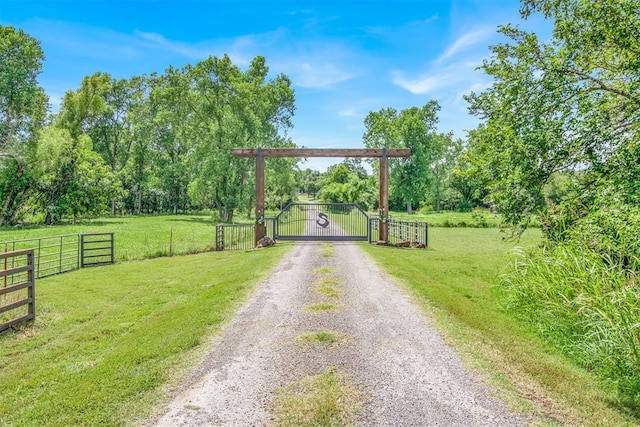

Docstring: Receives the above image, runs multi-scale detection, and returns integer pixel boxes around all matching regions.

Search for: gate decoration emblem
[316,212,330,228]
[275,203,368,241]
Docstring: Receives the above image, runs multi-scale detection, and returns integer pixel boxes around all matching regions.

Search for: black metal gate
[274,203,369,241]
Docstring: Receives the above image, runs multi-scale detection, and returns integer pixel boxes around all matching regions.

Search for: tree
[0,26,48,225]
[363,102,442,213]
[33,126,120,223]
[466,0,640,235]
[185,55,295,222]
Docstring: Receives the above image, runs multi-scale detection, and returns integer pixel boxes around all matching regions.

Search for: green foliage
[363,102,443,213]
[318,161,377,210]
[34,126,122,223]
[499,243,640,409]
[0,26,48,226]
[466,0,640,235]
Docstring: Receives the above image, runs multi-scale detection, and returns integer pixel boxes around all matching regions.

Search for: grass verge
[360,228,638,426]
[270,368,364,427]
[0,245,290,426]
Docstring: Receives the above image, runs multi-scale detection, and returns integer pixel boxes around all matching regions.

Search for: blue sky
[1,0,549,170]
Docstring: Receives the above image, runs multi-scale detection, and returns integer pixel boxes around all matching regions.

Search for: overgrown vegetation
[500,243,640,410]
[463,0,640,414]
[0,246,290,425]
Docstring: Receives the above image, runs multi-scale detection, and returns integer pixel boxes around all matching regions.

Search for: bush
[499,244,640,409]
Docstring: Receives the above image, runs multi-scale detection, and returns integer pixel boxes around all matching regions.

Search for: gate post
[255,148,266,244]
[378,148,389,243]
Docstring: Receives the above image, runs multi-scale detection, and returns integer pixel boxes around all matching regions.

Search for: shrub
[499,244,640,409]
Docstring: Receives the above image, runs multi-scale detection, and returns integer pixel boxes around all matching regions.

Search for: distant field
[390,209,504,227]
[0,215,218,262]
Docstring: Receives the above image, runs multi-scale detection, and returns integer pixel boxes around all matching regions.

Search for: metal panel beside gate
[275,203,369,241]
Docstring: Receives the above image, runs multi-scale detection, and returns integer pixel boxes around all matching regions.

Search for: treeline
[1,25,296,225]
[298,102,487,214]
[1,25,489,227]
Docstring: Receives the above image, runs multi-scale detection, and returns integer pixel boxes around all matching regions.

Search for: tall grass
[500,243,640,409]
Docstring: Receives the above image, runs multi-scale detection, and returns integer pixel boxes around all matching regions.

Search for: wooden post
[379,148,389,243]
[255,148,266,244]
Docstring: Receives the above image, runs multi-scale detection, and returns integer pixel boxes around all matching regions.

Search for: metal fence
[369,217,428,248]
[1,249,35,333]
[1,233,115,279]
[215,218,276,251]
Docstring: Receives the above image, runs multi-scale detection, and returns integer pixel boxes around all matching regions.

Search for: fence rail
[1,249,35,332]
[215,218,276,251]
[1,233,115,279]
[81,233,114,267]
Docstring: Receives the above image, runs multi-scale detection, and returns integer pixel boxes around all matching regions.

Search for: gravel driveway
[151,242,526,426]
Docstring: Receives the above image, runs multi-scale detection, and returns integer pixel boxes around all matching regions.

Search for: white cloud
[437,27,494,62]
[135,31,211,59]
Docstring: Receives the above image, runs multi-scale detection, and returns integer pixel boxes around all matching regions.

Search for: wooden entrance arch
[232,148,411,245]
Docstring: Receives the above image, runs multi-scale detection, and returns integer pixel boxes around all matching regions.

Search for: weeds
[500,244,640,409]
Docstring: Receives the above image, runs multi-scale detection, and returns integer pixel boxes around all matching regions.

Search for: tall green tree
[33,126,120,223]
[363,101,442,213]
[466,0,640,235]
[185,55,295,222]
[0,26,48,225]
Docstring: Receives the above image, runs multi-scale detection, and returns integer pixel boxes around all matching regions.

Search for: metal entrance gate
[274,203,369,241]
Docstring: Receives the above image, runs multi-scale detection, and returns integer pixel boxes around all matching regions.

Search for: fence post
[215,225,224,251]
[27,249,35,321]
[424,223,429,248]
[109,233,114,264]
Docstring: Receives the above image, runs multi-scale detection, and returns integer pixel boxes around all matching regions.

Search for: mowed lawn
[362,228,637,426]
[0,245,291,426]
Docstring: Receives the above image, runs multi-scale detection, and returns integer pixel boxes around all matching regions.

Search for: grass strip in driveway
[0,245,291,426]
[271,368,364,427]
[360,228,637,426]
[295,331,347,346]
[304,302,341,312]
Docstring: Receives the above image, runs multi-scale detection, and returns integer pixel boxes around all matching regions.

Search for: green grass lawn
[0,244,292,426]
[390,209,504,227]
[0,215,219,262]
[360,228,637,426]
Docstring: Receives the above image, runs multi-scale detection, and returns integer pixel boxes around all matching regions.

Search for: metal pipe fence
[369,217,428,248]
[1,233,115,279]
[215,218,276,251]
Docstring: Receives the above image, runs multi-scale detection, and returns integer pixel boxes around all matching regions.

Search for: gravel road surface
[151,242,526,426]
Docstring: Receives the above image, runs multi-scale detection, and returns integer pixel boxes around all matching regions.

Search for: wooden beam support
[255,148,266,243]
[378,148,389,243]
[233,148,410,158]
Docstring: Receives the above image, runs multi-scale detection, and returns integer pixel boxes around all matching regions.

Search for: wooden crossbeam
[233,148,410,158]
